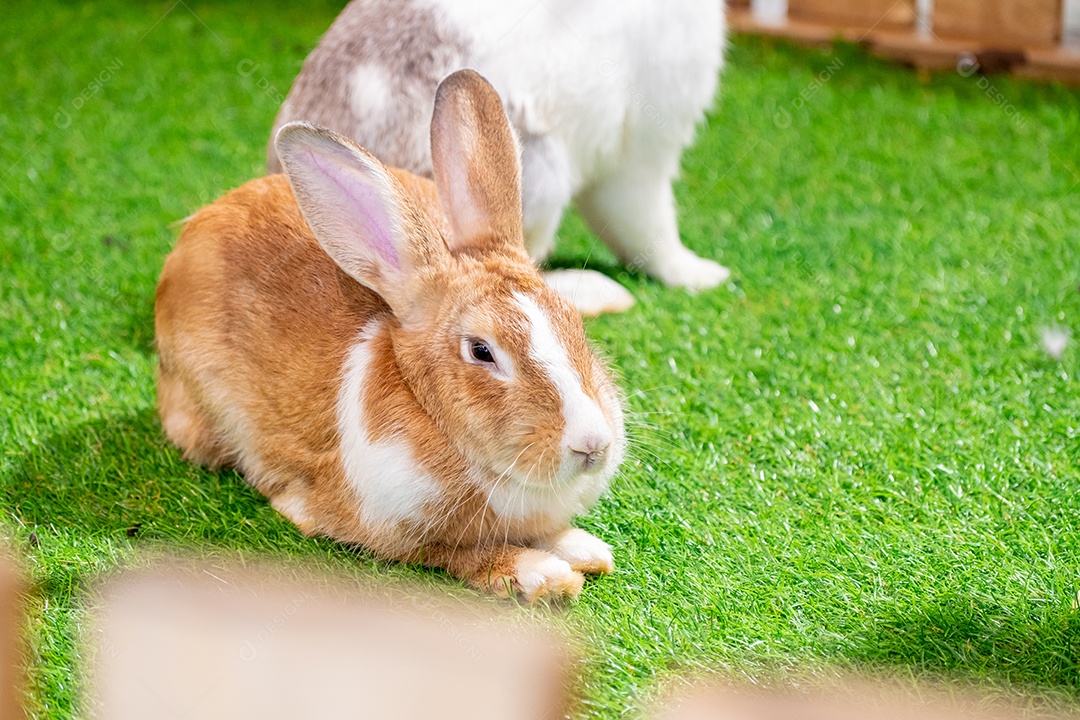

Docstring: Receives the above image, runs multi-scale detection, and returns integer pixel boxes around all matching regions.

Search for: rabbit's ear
[430,69,526,257]
[275,122,444,312]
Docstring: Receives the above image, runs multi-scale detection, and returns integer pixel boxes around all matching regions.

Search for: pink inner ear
[305,146,401,272]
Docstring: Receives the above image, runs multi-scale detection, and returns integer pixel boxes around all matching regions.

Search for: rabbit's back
[268,0,469,174]
[268,0,723,188]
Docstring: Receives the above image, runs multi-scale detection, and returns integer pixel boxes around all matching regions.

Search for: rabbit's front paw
[510,549,585,601]
[540,528,614,575]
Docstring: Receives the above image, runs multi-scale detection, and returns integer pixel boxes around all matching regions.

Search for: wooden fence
[729,0,1080,84]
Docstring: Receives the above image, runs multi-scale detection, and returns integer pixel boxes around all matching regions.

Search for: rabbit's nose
[570,436,611,471]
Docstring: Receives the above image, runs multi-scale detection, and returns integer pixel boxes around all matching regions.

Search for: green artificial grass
[2,1,1079,716]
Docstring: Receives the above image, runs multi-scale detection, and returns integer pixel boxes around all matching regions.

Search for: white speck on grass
[1041,326,1069,360]
[668,357,679,374]
[808,400,820,413]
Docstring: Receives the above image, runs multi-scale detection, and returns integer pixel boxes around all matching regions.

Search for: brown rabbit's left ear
[430,69,526,257]
[275,122,446,315]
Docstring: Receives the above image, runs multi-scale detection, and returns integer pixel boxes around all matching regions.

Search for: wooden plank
[729,8,1080,86]
[867,32,973,71]
[933,0,1064,47]
[1017,47,1080,83]
[788,0,916,32]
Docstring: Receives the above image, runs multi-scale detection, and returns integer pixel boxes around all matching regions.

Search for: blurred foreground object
[0,552,25,720]
[657,678,1078,720]
[81,558,1080,719]
[87,563,569,720]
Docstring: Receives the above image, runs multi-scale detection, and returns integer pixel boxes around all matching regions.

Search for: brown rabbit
[155,70,625,600]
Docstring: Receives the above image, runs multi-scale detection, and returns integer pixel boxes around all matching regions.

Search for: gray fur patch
[267,0,469,175]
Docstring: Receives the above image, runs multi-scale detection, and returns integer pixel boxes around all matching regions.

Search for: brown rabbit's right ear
[275,122,445,314]
[430,69,526,258]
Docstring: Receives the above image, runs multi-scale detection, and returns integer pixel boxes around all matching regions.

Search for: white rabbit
[157,71,625,600]
[267,0,728,315]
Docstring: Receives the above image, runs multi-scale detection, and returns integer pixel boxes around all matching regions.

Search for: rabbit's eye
[470,341,495,364]
[461,337,511,380]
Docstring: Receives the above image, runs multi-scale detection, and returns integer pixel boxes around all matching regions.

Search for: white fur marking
[337,323,440,527]
[486,477,593,524]
[513,292,611,454]
[348,63,391,123]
